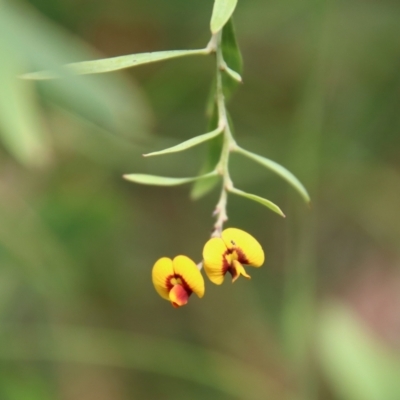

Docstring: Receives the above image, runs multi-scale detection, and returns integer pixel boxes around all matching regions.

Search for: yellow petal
[169,284,189,307]
[202,237,228,285]
[230,260,251,283]
[172,255,205,298]
[222,228,264,267]
[152,257,174,300]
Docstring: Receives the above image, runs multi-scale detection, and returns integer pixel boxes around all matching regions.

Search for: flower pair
[152,228,264,307]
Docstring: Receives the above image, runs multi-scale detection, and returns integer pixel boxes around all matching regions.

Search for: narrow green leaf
[317,303,400,400]
[205,78,217,118]
[210,0,238,34]
[191,175,221,200]
[224,65,242,83]
[221,18,243,99]
[235,146,311,204]
[221,19,243,73]
[229,187,286,218]
[191,104,222,200]
[0,41,50,166]
[0,3,150,137]
[143,127,223,157]
[22,49,210,80]
[123,171,217,186]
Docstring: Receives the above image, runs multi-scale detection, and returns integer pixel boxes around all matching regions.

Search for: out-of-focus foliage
[0,0,399,399]
[210,0,238,34]
[317,303,400,400]
[0,1,150,166]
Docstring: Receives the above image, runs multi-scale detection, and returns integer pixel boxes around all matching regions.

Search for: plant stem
[212,32,237,237]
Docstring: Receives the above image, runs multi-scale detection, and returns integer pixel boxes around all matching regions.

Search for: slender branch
[211,31,237,237]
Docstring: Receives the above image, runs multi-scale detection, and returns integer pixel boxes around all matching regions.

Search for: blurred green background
[0,0,399,399]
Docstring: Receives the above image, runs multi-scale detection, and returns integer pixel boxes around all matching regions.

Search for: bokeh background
[0,0,399,399]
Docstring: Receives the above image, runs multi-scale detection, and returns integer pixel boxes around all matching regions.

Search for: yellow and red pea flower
[202,228,264,285]
[152,255,205,307]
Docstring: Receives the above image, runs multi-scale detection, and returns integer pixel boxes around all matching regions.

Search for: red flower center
[222,246,250,277]
[166,274,192,296]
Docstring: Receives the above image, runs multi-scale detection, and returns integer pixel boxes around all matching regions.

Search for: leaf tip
[224,66,242,83]
[275,206,286,218]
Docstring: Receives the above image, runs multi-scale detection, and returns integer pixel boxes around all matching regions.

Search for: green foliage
[221,18,243,99]
[1,0,399,399]
[229,187,285,218]
[22,48,211,79]
[210,0,238,34]
[0,1,150,166]
[235,146,311,203]
[143,127,223,157]
[0,40,50,166]
[191,102,223,200]
[0,325,283,400]
[19,2,307,218]
[191,19,243,199]
[317,303,400,400]
[123,171,218,186]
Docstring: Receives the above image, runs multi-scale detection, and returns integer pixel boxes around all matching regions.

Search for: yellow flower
[203,228,264,285]
[152,255,205,307]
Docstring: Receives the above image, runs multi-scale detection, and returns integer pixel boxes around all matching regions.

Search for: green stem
[211,32,237,237]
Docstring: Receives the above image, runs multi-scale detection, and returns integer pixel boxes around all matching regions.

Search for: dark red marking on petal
[165,274,193,297]
[234,247,250,264]
[220,247,250,277]
[221,251,231,275]
[227,265,238,280]
[165,275,174,291]
[218,244,251,280]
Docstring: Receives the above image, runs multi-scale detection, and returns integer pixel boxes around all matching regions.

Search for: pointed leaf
[22,49,210,80]
[221,19,243,99]
[205,78,217,118]
[0,41,50,166]
[191,175,221,200]
[123,171,217,186]
[224,65,242,83]
[229,187,286,218]
[210,0,238,34]
[317,304,400,400]
[144,127,223,157]
[191,104,222,199]
[0,3,150,137]
[235,146,310,204]
[221,19,243,74]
